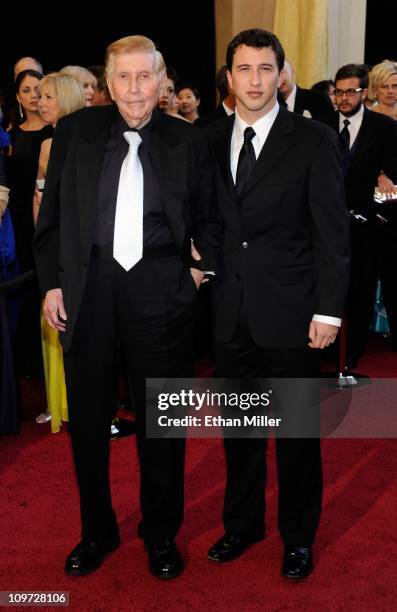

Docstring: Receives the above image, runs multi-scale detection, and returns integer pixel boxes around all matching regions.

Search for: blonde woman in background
[367,61,397,335]
[368,60,397,120]
[60,65,97,106]
[368,61,397,194]
[34,73,85,431]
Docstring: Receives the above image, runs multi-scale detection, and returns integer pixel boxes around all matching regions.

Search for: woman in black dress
[7,69,53,377]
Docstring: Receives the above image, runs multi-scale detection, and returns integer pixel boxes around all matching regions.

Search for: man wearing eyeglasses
[320,64,397,369]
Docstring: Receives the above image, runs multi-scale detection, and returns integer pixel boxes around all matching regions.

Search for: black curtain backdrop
[365,0,397,66]
[1,3,216,116]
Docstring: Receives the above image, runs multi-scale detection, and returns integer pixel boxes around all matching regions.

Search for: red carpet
[1,336,396,611]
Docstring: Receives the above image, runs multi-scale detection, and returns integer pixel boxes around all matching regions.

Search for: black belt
[91,243,178,260]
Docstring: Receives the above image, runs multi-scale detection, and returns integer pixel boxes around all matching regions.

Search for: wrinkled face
[177,88,200,115]
[158,77,176,112]
[107,52,163,128]
[38,83,60,125]
[17,75,41,112]
[278,60,294,96]
[335,77,366,116]
[376,73,397,106]
[227,45,281,121]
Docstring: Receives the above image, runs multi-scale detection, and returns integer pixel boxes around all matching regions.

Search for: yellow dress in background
[41,308,68,433]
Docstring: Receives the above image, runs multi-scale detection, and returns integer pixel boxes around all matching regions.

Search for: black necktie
[339,119,350,156]
[235,127,256,198]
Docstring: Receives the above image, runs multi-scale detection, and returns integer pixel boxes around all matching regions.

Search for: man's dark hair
[335,64,369,89]
[311,79,335,94]
[216,65,229,101]
[87,65,107,92]
[15,69,43,92]
[226,28,285,72]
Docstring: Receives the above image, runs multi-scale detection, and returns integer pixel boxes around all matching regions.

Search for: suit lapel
[76,106,115,257]
[212,115,242,239]
[294,86,304,114]
[241,106,295,202]
[152,112,188,251]
[214,114,235,198]
[348,107,373,170]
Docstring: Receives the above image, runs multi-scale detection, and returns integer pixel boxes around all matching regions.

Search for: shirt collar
[114,109,156,143]
[222,101,235,116]
[339,103,364,130]
[285,84,297,111]
[234,102,279,145]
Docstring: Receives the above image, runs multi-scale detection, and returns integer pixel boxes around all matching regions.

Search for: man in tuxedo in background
[279,58,333,119]
[320,64,397,368]
[196,65,236,127]
[205,29,350,579]
[34,35,218,579]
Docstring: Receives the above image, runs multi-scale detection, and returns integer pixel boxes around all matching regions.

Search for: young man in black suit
[320,64,397,368]
[34,35,219,580]
[203,29,350,579]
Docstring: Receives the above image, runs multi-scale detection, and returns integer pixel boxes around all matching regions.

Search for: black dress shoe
[64,532,120,576]
[282,546,313,579]
[208,532,264,563]
[145,538,183,579]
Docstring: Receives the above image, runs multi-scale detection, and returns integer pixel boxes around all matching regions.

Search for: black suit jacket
[293,86,333,119]
[195,105,229,127]
[319,107,397,228]
[33,106,219,352]
[209,106,350,349]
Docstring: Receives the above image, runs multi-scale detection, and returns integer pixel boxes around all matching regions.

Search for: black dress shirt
[94,110,173,247]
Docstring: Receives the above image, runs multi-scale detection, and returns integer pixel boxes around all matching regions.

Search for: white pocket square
[303,109,312,118]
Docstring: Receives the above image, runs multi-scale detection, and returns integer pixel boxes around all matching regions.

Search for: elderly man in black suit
[320,64,397,368]
[279,58,333,119]
[198,29,350,579]
[34,35,219,580]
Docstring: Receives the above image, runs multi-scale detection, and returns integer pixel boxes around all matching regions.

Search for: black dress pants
[64,252,198,543]
[215,302,322,547]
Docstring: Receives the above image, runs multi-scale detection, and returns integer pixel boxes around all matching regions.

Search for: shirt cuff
[312,314,341,327]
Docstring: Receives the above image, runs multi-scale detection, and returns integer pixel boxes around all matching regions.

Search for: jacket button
[242,242,248,248]
[83,260,88,267]
[235,274,241,281]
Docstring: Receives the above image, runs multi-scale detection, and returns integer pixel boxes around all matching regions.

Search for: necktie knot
[123,130,142,148]
[343,119,350,128]
[244,127,256,143]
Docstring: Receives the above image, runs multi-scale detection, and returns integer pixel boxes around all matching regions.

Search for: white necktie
[113,131,143,271]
